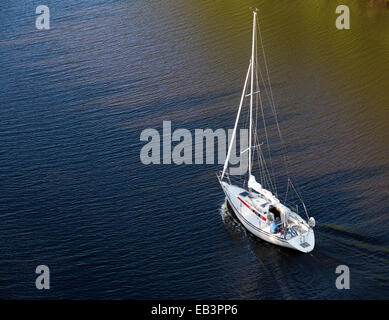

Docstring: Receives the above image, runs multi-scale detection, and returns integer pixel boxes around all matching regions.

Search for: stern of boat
[288,228,315,253]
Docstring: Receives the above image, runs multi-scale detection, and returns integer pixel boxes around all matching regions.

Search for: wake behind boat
[217,9,315,253]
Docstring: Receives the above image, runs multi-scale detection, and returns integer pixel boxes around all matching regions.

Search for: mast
[248,9,257,184]
[221,9,258,182]
[221,61,251,180]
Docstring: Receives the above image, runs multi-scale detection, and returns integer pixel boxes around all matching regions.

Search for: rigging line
[261,149,273,192]
[256,16,309,208]
[256,58,292,196]
[257,146,269,190]
[257,148,265,188]
[253,127,271,190]
[239,95,248,187]
[238,83,251,187]
[252,58,263,187]
[251,125,263,187]
[243,101,250,187]
[255,57,278,196]
[253,32,263,187]
[255,143,275,192]
[255,15,309,213]
[256,18,308,210]
[255,142,265,187]
[253,132,268,189]
[289,179,309,219]
[253,30,277,194]
[261,146,275,192]
[252,106,275,193]
[252,80,271,190]
[254,67,259,172]
[256,17,280,141]
[251,118,263,186]
[284,177,290,204]
[256,17,291,182]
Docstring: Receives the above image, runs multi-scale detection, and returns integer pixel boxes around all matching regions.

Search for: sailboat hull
[220,181,315,253]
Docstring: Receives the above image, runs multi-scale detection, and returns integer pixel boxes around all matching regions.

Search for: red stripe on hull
[237,196,266,221]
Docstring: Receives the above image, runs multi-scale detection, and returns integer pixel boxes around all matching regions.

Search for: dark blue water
[1,0,388,299]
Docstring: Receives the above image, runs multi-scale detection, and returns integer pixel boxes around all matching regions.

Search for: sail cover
[248,175,262,193]
[249,175,281,204]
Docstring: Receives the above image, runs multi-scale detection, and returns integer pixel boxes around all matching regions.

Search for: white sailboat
[217,9,315,253]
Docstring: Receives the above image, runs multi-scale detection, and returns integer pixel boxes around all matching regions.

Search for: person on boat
[270,218,279,234]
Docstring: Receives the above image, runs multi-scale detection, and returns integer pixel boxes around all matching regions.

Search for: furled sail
[248,175,262,193]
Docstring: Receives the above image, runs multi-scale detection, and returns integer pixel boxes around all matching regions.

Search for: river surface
[0,0,388,299]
